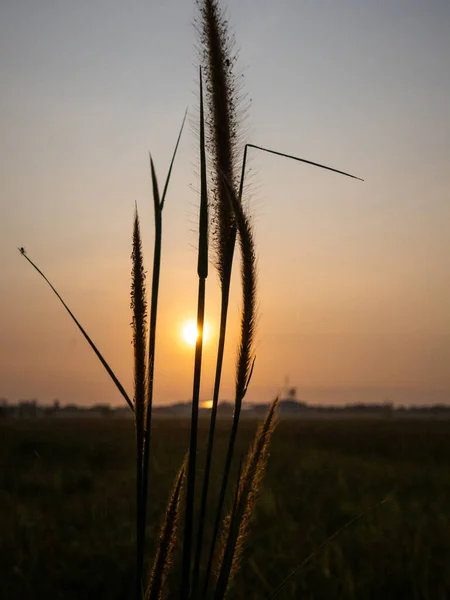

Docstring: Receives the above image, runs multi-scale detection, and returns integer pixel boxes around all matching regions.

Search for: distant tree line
[1,397,449,420]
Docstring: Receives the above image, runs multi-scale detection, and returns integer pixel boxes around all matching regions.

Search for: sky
[1,0,449,407]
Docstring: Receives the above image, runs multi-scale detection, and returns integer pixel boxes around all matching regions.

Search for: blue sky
[1,0,449,406]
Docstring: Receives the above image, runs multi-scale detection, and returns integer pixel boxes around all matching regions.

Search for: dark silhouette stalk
[192,1,244,593]
[139,113,186,599]
[193,145,247,600]
[202,177,257,599]
[245,143,364,181]
[180,68,209,600]
[191,255,232,598]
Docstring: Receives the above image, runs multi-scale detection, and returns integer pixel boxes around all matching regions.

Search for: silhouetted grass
[18,248,133,411]
[214,398,279,599]
[18,0,365,598]
[194,1,363,596]
[180,67,209,599]
[131,207,148,595]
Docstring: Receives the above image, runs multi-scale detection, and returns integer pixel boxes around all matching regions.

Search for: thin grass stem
[139,113,187,599]
[196,138,362,597]
[202,176,256,599]
[160,109,188,210]
[180,68,209,600]
[245,143,364,181]
[191,268,232,599]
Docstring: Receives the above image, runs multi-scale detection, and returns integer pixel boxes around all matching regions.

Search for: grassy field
[1,417,449,599]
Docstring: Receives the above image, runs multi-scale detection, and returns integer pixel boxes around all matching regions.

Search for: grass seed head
[197,0,243,284]
[131,207,147,420]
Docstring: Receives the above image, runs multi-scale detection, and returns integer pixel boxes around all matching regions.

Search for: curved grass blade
[245,143,364,181]
[160,108,188,210]
[270,496,391,599]
[139,154,161,589]
[18,248,133,411]
[191,60,218,596]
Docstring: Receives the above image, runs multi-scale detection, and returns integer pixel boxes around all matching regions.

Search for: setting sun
[182,320,210,347]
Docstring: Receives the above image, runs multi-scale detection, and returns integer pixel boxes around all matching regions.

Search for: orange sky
[1,0,449,406]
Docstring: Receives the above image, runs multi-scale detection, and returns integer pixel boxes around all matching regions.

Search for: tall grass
[131,207,148,597]
[214,397,279,599]
[180,67,209,600]
[19,0,363,598]
[195,1,362,596]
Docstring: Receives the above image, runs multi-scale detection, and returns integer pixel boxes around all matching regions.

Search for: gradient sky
[1,0,449,407]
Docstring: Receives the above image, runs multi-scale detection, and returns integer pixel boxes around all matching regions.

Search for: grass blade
[269,497,391,599]
[180,67,209,600]
[191,62,218,595]
[139,154,162,591]
[191,272,232,598]
[18,248,133,411]
[245,143,364,181]
[160,109,188,210]
[141,110,187,599]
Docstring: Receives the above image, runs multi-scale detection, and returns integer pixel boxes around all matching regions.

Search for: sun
[182,319,210,347]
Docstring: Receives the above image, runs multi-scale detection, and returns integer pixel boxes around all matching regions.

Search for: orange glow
[182,320,210,347]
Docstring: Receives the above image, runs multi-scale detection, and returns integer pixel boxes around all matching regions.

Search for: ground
[1,417,449,599]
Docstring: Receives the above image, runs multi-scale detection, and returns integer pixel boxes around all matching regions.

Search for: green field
[1,418,449,599]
